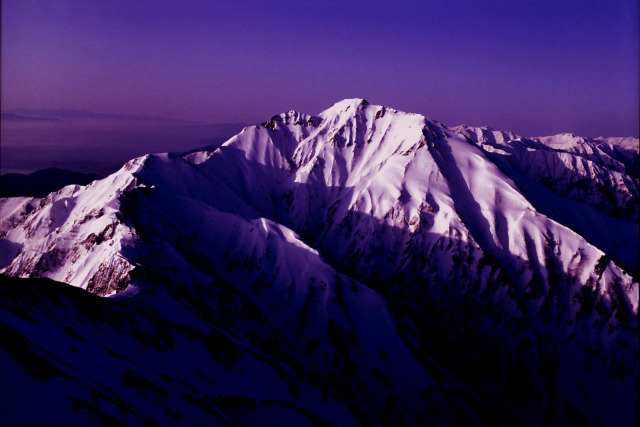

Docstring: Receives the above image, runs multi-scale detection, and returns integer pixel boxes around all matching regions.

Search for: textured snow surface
[1,99,638,425]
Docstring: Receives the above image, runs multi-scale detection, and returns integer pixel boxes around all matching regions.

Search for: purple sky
[2,0,638,137]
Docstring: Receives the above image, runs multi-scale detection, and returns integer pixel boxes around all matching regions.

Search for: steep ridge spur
[456,126,639,276]
[0,99,637,425]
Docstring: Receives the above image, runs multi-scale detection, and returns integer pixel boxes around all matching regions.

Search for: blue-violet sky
[2,0,638,137]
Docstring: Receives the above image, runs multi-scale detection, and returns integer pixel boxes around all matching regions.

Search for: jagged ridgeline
[1,99,637,425]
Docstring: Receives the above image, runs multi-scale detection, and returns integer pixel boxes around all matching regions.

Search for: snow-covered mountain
[1,99,637,425]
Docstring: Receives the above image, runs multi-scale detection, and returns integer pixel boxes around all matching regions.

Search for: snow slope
[1,99,637,425]
[455,126,639,276]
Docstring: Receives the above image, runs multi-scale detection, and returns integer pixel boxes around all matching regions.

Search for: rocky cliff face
[1,99,637,425]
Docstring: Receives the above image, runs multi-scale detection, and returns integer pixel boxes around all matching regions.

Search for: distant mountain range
[0,112,63,122]
[1,108,245,126]
[0,168,102,198]
[1,111,248,177]
[0,99,637,425]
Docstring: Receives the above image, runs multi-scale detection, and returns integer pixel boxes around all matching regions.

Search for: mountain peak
[320,98,371,116]
[0,99,637,425]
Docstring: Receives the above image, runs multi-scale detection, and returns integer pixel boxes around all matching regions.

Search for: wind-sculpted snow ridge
[0,98,638,425]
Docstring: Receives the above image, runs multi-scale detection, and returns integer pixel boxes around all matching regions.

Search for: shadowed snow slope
[1,99,638,425]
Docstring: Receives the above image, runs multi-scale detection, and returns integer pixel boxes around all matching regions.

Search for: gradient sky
[2,0,638,137]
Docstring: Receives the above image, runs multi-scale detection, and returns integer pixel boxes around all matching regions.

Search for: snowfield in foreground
[1,99,637,425]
